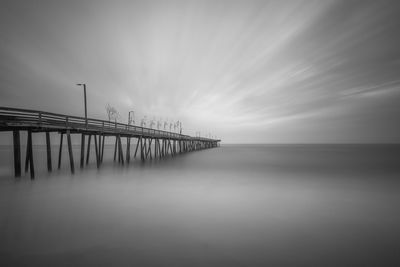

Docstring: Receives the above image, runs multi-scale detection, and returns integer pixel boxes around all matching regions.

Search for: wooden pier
[0,107,220,179]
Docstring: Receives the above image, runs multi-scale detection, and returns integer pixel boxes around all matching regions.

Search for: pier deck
[0,107,220,179]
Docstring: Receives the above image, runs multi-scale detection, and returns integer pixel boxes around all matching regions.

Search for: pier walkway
[0,107,220,179]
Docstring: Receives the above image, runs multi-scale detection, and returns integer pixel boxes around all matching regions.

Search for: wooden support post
[146,138,153,159]
[158,139,162,159]
[134,136,141,158]
[45,132,52,172]
[147,138,151,159]
[167,139,172,156]
[118,136,121,163]
[13,130,21,177]
[101,135,105,163]
[118,135,124,165]
[158,139,161,157]
[144,138,147,159]
[142,138,147,160]
[126,137,131,163]
[26,130,35,179]
[94,135,100,168]
[140,137,145,161]
[149,138,152,158]
[114,136,118,162]
[25,135,29,173]
[67,130,74,174]
[86,134,91,165]
[157,138,161,158]
[149,138,153,159]
[98,134,102,162]
[80,134,85,168]
[154,138,158,158]
[58,133,63,169]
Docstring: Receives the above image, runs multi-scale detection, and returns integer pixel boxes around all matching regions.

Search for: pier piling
[67,130,74,174]
[13,130,21,177]
[46,132,52,172]
[1,107,220,178]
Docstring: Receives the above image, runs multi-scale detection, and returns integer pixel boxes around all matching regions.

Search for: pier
[0,107,220,179]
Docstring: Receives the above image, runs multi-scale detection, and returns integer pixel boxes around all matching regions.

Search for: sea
[1,143,400,266]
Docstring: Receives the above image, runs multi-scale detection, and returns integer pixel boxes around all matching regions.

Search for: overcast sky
[1,0,400,143]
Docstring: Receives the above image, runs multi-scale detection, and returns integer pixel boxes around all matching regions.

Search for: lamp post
[128,111,134,125]
[76,83,87,128]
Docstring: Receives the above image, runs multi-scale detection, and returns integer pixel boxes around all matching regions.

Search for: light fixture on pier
[128,111,135,125]
[76,83,87,128]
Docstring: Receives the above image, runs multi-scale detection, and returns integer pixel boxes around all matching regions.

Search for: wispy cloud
[1,0,400,142]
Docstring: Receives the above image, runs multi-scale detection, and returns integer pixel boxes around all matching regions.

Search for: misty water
[1,144,400,266]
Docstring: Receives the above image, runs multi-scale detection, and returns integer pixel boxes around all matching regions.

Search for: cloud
[1,0,400,142]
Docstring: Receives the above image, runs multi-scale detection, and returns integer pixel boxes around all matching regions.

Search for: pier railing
[0,107,219,142]
[1,106,221,179]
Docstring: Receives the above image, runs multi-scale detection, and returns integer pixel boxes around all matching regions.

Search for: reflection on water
[1,144,400,266]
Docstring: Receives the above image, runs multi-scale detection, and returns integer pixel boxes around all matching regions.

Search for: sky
[1,0,400,143]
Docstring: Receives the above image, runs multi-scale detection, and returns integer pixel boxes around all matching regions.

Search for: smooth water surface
[1,144,400,266]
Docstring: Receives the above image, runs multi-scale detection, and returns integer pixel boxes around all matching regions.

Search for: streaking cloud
[1,0,399,143]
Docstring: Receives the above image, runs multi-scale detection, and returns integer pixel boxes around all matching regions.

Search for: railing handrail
[0,106,220,142]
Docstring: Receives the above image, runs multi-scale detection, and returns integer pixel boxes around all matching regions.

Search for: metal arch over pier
[0,107,221,179]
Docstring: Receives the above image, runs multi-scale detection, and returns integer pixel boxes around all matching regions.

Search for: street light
[76,83,87,128]
[128,111,134,125]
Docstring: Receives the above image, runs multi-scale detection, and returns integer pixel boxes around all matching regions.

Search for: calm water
[1,144,400,266]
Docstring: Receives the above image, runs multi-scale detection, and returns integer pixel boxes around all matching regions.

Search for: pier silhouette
[0,107,220,179]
